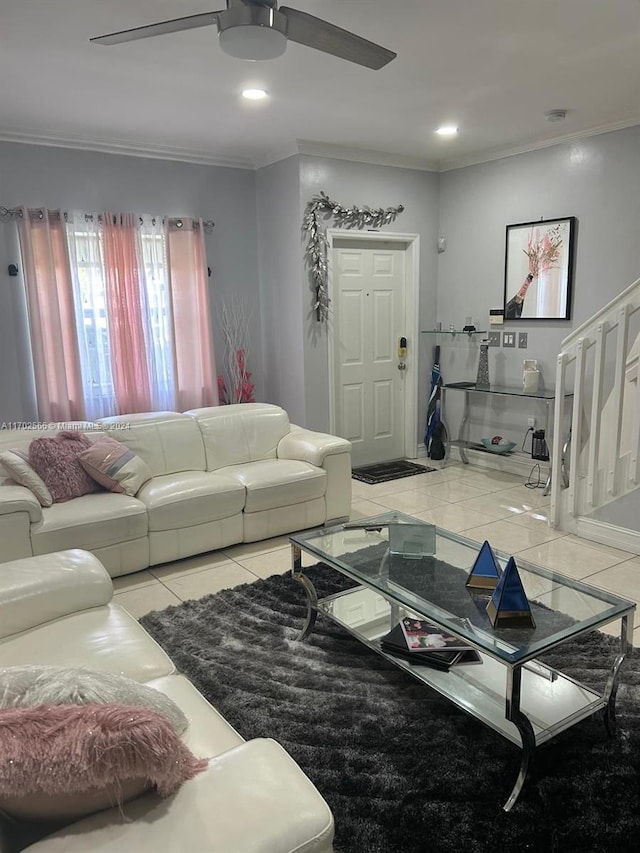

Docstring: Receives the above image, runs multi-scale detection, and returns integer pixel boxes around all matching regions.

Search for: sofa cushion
[145,675,244,758]
[20,739,335,853]
[29,432,102,503]
[78,436,152,496]
[31,493,147,555]
[0,666,188,736]
[0,450,53,507]
[136,472,245,532]
[185,403,290,470]
[0,603,175,682]
[0,703,207,823]
[97,412,206,477]
[216,459,326,513]
[0,550,113,640]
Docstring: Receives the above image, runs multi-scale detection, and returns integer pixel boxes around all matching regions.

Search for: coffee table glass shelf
[289,512,635,811]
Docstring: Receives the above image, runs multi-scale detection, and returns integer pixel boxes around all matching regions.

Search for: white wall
[437,126,640,446]
[0,142,259,422]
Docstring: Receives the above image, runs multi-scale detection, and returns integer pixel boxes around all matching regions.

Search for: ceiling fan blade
[90,11,223,46]
[280,7,396,70]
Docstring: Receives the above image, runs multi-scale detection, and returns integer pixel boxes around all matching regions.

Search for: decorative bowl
[481,437,517,454]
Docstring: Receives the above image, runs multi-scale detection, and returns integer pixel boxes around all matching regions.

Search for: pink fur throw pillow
[0,703,208,823]
[28,431,103,503]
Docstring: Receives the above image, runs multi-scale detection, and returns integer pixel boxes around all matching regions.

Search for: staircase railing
[551,276,640,528]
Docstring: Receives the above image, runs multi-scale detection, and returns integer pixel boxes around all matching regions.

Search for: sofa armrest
[0,549,113,639]
[0,484,42,522]
[23,739,334,853]
[278,427,351,468]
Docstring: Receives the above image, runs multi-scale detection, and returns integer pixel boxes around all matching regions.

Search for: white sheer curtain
[65,212,116,420]
[65,212,177,416]
[139,216,176,411]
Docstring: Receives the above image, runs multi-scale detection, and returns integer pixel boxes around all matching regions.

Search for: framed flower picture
[503,217,576,321]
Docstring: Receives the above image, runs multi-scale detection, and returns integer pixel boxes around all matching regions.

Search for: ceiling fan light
[435,125,459,137]
[218,6,287,61]
[219,25,286,60]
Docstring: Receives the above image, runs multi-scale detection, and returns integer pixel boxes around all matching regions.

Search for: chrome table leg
[291,543,318,641]
[603,614,632,736]
[504,666,536,812]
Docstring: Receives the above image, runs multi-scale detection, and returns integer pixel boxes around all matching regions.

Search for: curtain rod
[0,207,214,232]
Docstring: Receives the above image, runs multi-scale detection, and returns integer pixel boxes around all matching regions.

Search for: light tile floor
[113,460,640,645]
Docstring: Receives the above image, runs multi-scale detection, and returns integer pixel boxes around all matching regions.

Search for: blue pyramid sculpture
[466,540,501,589]
[486,556,536,628]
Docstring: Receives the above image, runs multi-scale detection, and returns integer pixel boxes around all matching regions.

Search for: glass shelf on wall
[421,329,487,336]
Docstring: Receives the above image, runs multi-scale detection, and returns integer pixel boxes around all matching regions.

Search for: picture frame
[503,217,576,321]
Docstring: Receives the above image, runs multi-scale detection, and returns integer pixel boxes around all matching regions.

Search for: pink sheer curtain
[17,209,85,422]
[101,212,153,414]
[165,219,218,411]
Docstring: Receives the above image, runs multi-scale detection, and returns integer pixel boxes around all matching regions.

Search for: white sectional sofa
[0,404,352,577]
[0,549,335,853]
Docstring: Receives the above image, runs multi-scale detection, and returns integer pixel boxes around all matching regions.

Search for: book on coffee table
[380,621,482,671]
[400,616,474,653]
[380,624,458,671]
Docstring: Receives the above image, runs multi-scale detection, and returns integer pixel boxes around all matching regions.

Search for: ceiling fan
[90,0,396,70]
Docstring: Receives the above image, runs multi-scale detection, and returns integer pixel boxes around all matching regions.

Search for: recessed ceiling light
[242,88,268,100]
[435,125,459,137]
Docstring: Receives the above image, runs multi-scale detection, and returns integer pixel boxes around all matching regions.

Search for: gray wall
[437,126,640,445]
[298,155,440,438]
[255,156,306,423]
[2,126,638,447]
[0,142,259,422]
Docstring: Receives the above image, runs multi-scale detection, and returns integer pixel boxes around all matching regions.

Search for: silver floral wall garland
[303,192,404,322]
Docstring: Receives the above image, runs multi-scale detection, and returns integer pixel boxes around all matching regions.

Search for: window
[18,208,216,422]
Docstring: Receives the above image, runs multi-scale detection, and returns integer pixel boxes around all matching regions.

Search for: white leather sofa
[0,549,335,853]
[0,404,351,577]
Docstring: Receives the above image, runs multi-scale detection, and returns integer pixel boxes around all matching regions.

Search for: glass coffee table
[289,511,635,811]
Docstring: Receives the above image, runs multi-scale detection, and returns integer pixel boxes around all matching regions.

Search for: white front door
[332,239,407,467]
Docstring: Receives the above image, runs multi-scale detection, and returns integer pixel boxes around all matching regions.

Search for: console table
[442,381,574,495]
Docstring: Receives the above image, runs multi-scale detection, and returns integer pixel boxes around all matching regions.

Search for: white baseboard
[576,516,640,555]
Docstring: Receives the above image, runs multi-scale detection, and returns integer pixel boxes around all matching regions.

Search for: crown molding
[0,128,256,170]
[253,141,300,170]
[294,140,439,172]
[0,118,638,175]
[438,116,640,172]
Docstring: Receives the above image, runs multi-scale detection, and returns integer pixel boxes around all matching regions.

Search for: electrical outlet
[503,332,515,348]
[518,332,528,349]
[487,331,500,347]
[528,417,536,428]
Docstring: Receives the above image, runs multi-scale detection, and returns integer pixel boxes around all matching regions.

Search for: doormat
[351,459,436,484]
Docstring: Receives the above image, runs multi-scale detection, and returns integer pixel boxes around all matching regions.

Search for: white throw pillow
[0,665,188,735]
[0,449,53,507]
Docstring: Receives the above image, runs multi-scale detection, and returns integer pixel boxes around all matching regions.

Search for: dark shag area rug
[352,459,436,484]
[140,565,640,853]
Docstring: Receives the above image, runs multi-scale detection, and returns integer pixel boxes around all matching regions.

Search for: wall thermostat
[489,309,504,325]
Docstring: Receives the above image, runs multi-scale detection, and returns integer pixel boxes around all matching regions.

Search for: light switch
[518,332,528,349]
[488,331,500,347]
[503,332,515,348]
